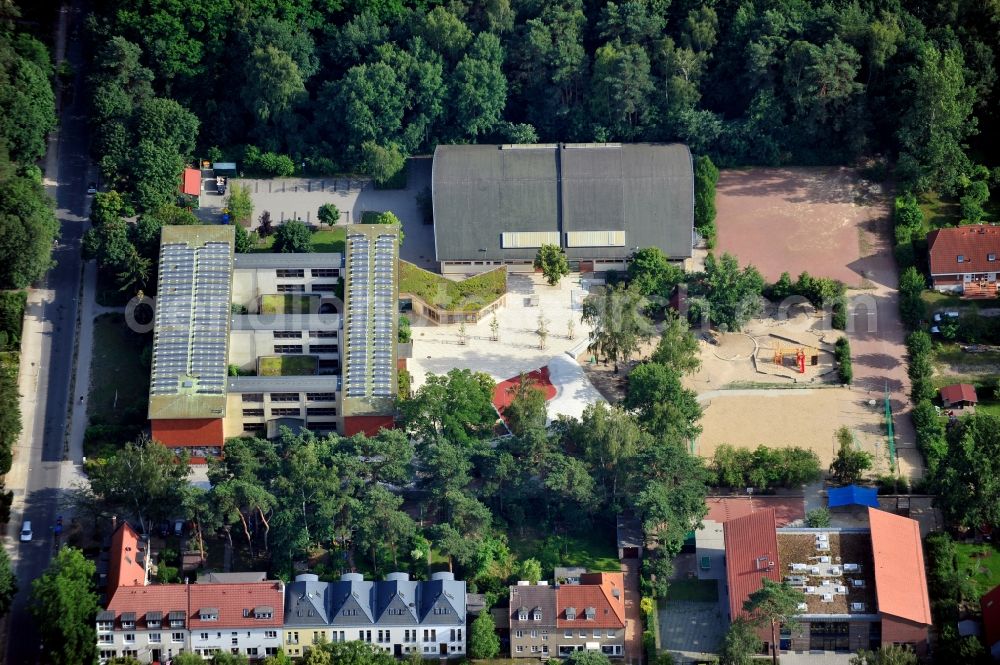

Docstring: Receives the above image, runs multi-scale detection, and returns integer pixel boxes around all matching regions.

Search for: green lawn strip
[259,294,318,314]
[932,343,1000,369]
[664,578,718,603]
[251,227,346,254]
[258,355,318,376]
[954,542,1000,592]
[87,313,150,426]
[509,530,620,574]
[919,291,995,319]
[917,191,961,236]
[399,261,506,311]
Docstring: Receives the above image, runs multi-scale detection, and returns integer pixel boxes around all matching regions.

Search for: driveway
[620,558,642,665]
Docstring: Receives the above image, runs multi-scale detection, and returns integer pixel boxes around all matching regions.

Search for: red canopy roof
[927,225,1000,276]
[181,168,200,196]
[724,509,780,621]
[868,507,932,626]
[940,383,978,404]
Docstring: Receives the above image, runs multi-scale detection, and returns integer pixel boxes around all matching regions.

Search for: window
[606,630,615,638]
[311,283,339,292]
[97,620,113,631]
[172,633,185,642]
[100,651,116,659]
[306,393,337,401]
[312,269,339,278]
[564,630,573,638]
[533,610,542,621]
[98,635,113,644]
[242,393,264,403]
[273,331,301,339]
[243,423,265,433]
[242,408,264,417]
[516,646,524,653]
[309,330,337,338]
[990,253,997,262]
[289,632,300,645]
[200,633,209,640]
[541,630,548,640]
[266,648,279,656]
[247,648,258,656]
[265,631,278,639]
[458,629,462,641]
[518,610,528,621]
[531,630,537,638]
[342,609,358,617]
[273,344,303,354]
[579,631,587,638]
[122,618,135,629]
[122,650,138,658]
[269,392,300,402]
[277,283,306,292]
[272,407,301,416]
[277,269,305,278]
[958,255,966,263]
[515,630,523,639]
[542,646,549,654]
[149,633,161,643]
[232,637,239,646]
[309,344,338,353]
[593,630,601,639]
[531,646,538,653]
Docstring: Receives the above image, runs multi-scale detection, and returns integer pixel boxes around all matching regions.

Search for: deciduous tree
[30,547,99,665]
[272,220,313,253]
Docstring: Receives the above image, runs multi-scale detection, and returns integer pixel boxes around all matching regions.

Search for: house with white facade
[283,572,467,659]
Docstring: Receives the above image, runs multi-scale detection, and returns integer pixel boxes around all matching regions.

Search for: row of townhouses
[97,523,466,663]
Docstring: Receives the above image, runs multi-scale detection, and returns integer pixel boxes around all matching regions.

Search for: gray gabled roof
[329,577,376,626]
[285,579,331,626]
[375,575,420,624]
[419,573,466,624]
[432,143,694,262]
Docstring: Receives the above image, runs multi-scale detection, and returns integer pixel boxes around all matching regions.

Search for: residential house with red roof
[980,584,1000,658]
[722,507,931,658]
[97,522,284,663]
[927,225,1000,298]
[508,572,627,660]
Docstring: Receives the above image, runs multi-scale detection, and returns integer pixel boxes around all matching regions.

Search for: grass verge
[252,227,346,254]
[87,313,150,426]
[955,541,1000,592]
[665,578,718,603]
[260,294,318,314]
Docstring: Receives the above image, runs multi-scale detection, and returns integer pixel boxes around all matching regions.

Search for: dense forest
[85,0,999,211]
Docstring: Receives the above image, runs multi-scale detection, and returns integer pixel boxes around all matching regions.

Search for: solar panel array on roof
[150,240,233,397]
[343,230,397,400]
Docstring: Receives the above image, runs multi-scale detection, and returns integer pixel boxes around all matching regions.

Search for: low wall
[405,292,506,325]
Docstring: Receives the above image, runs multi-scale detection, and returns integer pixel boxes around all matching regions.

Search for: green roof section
[148,224,235,420]
[341,224,399,417]
[432,142,695,262]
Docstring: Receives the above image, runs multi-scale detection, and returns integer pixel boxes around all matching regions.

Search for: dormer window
[990,254,997,262]
[518,607,528,621]
[254,606,274,620]
[584,607,596,621]
[958,255,966,263]
[168,611,186,628]
[121,612,136,630]
[199,608,219,622]
[565,607,577,621]
[533,610,542,621]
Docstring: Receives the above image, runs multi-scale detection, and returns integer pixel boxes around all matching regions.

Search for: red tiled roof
[868,508,932,626]
[181,168,201,196]
[151,418,224,447]
[940,383,978,405]
[927,225,1000,276]
[705,497,805,527]
[494,368,557,413]
[107,585,190,623]
[982,585,1000,648]
[555,572,626,629]
[107,522,147,599]
[188,582,284,628]
[723,509,780,621]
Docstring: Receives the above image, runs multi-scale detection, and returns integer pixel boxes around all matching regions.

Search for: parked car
[173,519,184,536]
[86,182,97,195]
[933,311,960,322]
[20,520,32,542]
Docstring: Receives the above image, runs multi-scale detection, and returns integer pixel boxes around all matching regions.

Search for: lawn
[918,191,962,235]
[509,529,621,575]
[955,542,1000,592]
[398,261,507,311]
[252,227,346,254]
[919,290,995,319]
[933,343,1000,368]
[664,578,718,603]
[87,313,150,426]
[258,355,318,376]
[260,294,318,314]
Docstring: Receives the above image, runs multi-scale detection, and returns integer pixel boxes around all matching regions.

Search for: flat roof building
[431,143,694,274]
[148,224,399,459]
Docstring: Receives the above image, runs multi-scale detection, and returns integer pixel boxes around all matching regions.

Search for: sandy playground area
[715,167,884,285]
[695,388,894,472]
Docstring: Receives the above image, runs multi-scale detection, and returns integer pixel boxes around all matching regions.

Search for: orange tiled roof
[182,168,200,196]
[927,225,1000,276]
[940,383,978,404]
[107,522,147,599]
[868,508,932,626]
[107,585,190,624]
[705,497,804,527]
[188,582,285,628]
[723,509,781,621]
[555,572,625,629]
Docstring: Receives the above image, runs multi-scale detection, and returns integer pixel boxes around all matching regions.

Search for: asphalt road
[6,4,88,663]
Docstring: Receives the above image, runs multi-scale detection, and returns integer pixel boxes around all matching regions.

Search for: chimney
[111,515,118,532]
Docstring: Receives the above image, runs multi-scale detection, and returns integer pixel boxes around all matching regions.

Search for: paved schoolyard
[407,273,595,387]
[659,600,726,663]
[199,158,437,270]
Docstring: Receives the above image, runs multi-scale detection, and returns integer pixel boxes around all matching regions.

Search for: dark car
[86,182,97,195]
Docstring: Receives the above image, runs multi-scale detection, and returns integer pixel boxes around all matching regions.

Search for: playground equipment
[772,345,810,374]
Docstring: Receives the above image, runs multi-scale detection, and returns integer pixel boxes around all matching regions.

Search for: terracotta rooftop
[982,585,1000,649]
[927,225,1000,276]
[940,383,978,404]
[555,572,626,629]
[107,522,147,600]
[188,582,284,628]
[724,509,781,621]
[182,167,201,197]
[107,586,190,626]
[705,496,805,527]
[868,507,932,625]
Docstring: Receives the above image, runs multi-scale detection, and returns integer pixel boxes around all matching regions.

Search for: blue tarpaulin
[827,485,879,508]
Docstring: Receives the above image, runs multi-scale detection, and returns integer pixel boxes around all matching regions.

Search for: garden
[399,261,506,312]
[257,355,319,376]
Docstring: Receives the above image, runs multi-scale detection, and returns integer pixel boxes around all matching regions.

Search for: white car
[19,520,32,542]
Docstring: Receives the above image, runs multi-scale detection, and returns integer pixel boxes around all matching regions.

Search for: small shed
[181,167,201,197]
[616,514,643,560]
[940,383,978,408]
[827,484,879,509]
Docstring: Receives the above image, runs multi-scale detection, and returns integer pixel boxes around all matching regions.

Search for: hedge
[835,337,852,384]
